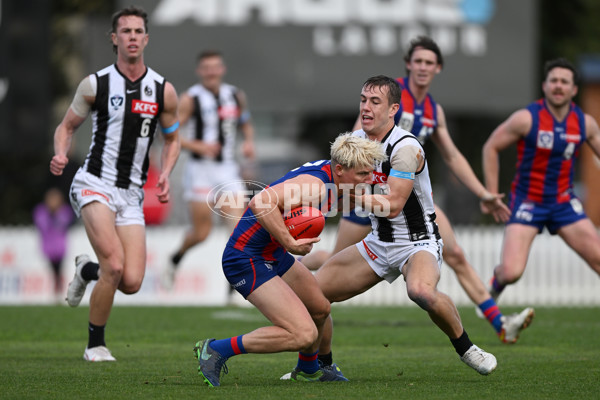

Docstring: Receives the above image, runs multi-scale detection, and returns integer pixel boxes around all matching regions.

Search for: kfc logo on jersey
[132,100,159,115]
[372,171,387,184]
[218,105,240,119]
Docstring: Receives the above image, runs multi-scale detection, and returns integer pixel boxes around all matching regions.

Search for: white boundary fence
[0,225,598,306]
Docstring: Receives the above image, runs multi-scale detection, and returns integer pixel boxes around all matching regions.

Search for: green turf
[1,305,598,399]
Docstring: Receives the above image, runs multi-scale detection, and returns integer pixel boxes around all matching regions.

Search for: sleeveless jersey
[511,99,586,204]
[354,126,440,243]
[84,64,166,189]
[186,82,242,163]
[394,76,439,144]
[227,160,334,259]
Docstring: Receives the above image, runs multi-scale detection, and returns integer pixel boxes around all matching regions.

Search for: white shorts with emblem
[356,232,444,283]
[183,159,245,203]
[69,168,145,226]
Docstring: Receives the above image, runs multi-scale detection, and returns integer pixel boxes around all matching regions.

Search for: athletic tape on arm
[161,121,179,134]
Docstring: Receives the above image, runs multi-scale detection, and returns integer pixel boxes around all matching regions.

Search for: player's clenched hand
[156,173,170,203]
[286,237,321,256]
[50,155,68,176]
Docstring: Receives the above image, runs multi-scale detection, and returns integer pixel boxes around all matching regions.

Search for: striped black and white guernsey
[354,125,440,243]
[185,82,242,163]
[83,64,166,189]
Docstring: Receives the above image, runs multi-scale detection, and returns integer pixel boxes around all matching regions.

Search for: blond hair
[330,132,387,169]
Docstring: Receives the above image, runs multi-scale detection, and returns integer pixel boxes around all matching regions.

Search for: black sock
[318,352,333,367]
[88,322,106,348]
[81,262,100,281]
[171,252,183,267]
[450,330,473,357]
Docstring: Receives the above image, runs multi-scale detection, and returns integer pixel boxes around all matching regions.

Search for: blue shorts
[341,208,371,226]
[221,246,296,298]
[508,195,587,234]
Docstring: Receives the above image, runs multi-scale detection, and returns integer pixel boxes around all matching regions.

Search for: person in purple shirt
[33,187,74,297]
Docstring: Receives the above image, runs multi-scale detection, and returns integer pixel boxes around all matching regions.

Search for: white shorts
[356,232,443,283]
[183,159,245,203]
[69,169,145,226]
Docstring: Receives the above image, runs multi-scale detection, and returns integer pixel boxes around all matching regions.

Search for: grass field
[1,305,598,400]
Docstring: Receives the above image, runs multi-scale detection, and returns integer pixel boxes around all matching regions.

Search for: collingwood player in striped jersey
[162,50,256,293]
[285,76,497,378]
[49,6,180,362]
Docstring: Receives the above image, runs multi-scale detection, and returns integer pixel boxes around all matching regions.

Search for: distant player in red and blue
[192,132,388,387]
[484,57,600,306]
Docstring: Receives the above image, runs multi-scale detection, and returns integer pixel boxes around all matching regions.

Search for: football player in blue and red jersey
[302,36,534,344]
[483,58,600,302]
[192,133,387,387]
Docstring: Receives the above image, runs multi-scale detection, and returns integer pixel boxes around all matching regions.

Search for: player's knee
[292,324,318,350]
[101,260,124,286]
[442,243,467,269]
[308,299,331,326]
[496,264,523,284]
[191,228,210,244]
[406,284,436,311]
[119,277,143,294]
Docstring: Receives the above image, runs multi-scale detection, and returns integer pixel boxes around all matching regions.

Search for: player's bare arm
[237,90,256,159]
[432,104,509,220]
[50,76,94,176]
[250,174,322,255]
[483,109,531,194]
[584,114,600,158]
[156,81,181,203]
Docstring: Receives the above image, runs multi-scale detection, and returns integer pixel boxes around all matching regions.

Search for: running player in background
[483,58,600,301]
[162,50,256,293]
[192,133,387,387]
[50,6,180,361]
[302,36,534,343]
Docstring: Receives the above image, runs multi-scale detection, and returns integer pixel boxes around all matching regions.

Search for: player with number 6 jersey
[49,6,180,362]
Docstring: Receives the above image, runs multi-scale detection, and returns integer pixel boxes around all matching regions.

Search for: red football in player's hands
[283,206,325,239]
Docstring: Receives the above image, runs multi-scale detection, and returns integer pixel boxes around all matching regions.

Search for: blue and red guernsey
[226,160,335,260]
[394,77,438,143]
[512,99,586,204]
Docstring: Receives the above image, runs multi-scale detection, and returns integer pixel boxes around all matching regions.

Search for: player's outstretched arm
[482,109,531,222]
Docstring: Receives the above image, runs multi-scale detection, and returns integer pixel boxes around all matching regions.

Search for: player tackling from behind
[301,36,534,344]
[193,133,387,387]
[283,75,497,381]
[49,6,180,362]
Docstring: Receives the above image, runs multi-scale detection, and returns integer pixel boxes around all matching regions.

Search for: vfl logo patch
[110,95,123,110]
[537,130,554,149]
[81,189,109,202]
[132,99,159,115]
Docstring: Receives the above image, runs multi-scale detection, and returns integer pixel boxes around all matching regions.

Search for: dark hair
[543,58,579,85]
[362,75,402,106]
[110,6,148,54]
[196,49,223,63]
[404,36,444,68]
